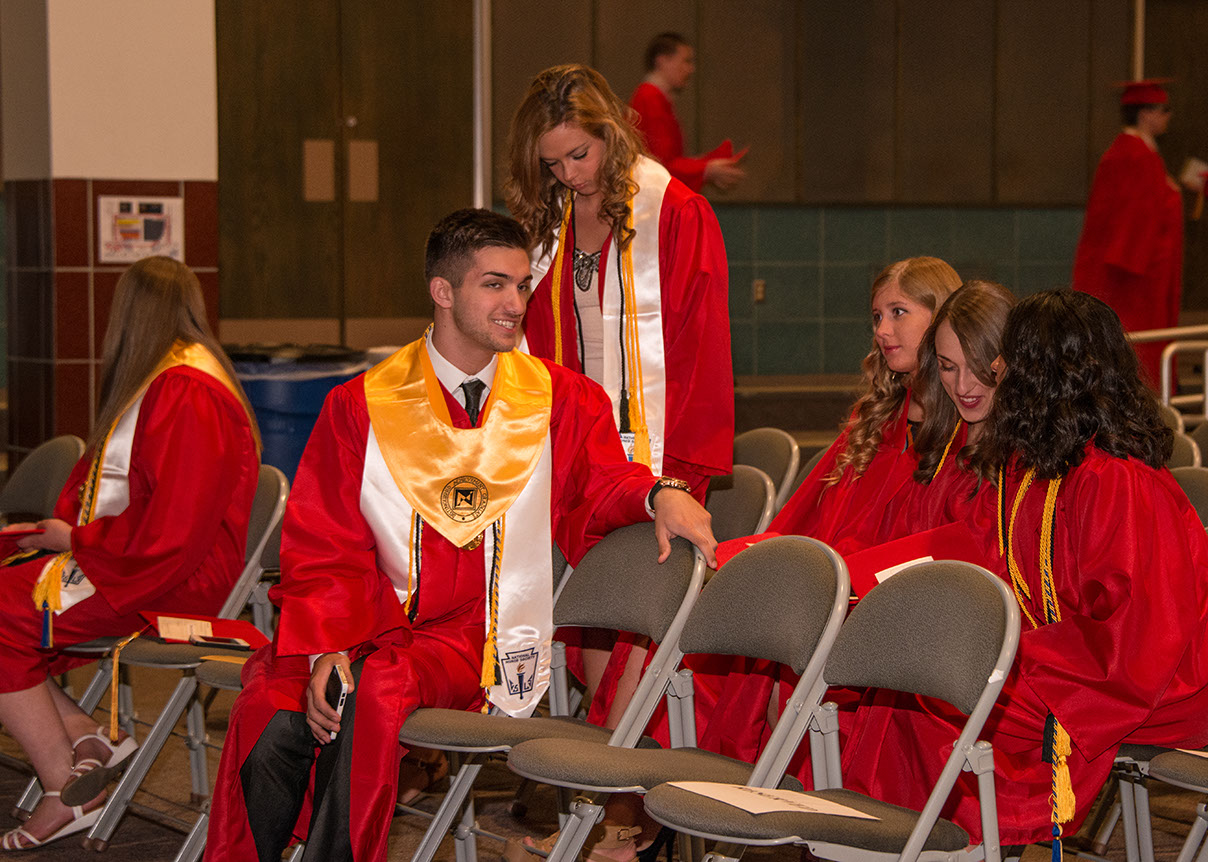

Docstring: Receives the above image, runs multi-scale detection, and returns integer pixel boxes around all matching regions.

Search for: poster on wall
[97,196,184,263]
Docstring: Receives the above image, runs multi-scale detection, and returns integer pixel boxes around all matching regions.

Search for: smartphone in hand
[325,663,350,739]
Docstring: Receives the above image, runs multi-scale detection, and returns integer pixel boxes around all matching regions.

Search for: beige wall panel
[698,0,797,203]
[800,0,895,202]
[491,1,593,202]
[342,0,475,318]
[595,1,698,153]
[897,0,994,203]
[995,1,1090,204]
[1089,0,1131,164]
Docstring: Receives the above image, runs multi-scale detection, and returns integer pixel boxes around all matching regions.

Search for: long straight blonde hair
[90,256,260,453]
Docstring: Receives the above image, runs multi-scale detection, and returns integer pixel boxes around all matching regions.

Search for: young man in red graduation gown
[203,209,717,862]
[628,32,746,193]
[1073,80,1185,384]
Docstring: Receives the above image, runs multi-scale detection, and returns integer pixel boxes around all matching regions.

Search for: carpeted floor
[0,660,1202,861]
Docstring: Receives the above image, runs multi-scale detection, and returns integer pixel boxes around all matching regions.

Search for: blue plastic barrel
[229,345,369,480]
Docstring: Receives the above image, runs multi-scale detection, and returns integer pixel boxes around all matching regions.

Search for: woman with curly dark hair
[843,289,1208,848]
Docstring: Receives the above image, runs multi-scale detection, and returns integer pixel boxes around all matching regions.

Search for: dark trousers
[240,658,365,862]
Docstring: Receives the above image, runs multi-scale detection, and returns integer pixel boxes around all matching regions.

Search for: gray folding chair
[11,465,289,850]
[705,464,775,543]
[1190,421,1208,465]
[642,559,1020,862]
[505,536,850,862]
[1172,467,1208,529]
[1169,432,1201,469]
[734,427,800,513]
[784,446,829,502]
[1142,749,1208,862]
[399,521,706,862]
[1159,402,1186,434]
[0,434,85,521]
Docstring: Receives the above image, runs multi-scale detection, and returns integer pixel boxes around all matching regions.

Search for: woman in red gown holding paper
[0,256,260,850]
[843,290,1208,847]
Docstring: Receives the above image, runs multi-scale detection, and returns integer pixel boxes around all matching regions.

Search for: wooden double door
[216,0,475,336]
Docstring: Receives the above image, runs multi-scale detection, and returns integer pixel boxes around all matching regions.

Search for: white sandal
[0,791,101,850]
[59,728,137,806]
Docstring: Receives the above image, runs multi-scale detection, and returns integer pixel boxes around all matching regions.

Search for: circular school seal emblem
[441,475,488,523]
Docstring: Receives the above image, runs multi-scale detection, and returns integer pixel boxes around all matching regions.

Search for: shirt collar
[425,329,497,399]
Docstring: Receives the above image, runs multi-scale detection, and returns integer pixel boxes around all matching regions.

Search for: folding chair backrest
[553,521,698,644]
[734,427,800,510]
[824,560,1017,715]
[706,464,776,542]
[677,536,847,674]
[1173,466,1208,529]
[1192,421,1208,465]
[216,465,289,619]
[1169,432,1202,469]
[1159,402,1186,434]
[0,435,85,520]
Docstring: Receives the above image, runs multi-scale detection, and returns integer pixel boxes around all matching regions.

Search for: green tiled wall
[718,204,1084,376]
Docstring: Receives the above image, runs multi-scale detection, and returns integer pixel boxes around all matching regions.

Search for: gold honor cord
[929,420,963,482]
[480,518,505,708]
[548,190,575,367]
[999,467,1075,855]
[618,208,651,468]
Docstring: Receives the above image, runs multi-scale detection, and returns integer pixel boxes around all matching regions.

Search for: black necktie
[460,378,486,426]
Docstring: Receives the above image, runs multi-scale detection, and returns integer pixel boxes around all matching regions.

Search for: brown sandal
[397,747,449,805]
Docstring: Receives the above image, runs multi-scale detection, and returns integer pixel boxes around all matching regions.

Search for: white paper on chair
[874,555,934,584]
[1175,749,1208,759]
[156,616,213,642]
[666,783,879,820]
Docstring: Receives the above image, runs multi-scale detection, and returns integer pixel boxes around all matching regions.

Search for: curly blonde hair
[829,257,961,482]
[505,64,646,257]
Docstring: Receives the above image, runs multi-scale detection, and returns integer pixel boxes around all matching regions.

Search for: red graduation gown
[842,447,1208,844]
[629,82,710,193]
[1073,133,1184,384]
[0,366,259,692]
[204,360,655,862]
[523,173,733,497]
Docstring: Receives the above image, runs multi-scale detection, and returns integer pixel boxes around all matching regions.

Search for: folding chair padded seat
[112,639,250,670]
[196,659,244,692]
[643,784,969,853]
[399,709,659,753]
[507,738,804,795]
[1116,743,1171,763]
[1147,750,1208,792]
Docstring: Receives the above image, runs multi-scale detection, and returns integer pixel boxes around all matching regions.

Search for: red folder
[844,522,992,599]
[138,611,270,649]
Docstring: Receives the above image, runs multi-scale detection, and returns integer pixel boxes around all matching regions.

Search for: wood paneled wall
[491,0,1131,206]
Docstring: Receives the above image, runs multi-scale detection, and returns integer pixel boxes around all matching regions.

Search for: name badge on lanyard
[618,431,636,462]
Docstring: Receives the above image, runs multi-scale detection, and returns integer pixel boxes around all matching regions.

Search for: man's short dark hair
[425,208,530,286]
[644,32,689,72]
[1121,102,1162,127]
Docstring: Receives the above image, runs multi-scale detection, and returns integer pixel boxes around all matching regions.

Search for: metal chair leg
[413,759,485,862]
[172,809,208,862]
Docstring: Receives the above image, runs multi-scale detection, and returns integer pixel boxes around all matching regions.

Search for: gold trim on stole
[363,340,552,549]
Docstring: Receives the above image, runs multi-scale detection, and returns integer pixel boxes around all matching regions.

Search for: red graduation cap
[1117,78,1173,106]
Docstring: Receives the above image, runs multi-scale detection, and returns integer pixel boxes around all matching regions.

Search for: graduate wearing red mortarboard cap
[1073,78,1184,385]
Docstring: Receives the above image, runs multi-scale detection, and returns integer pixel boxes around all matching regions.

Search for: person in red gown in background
[1073,80,1185,385]
[683,257,960,776]
[843,290,1208,848]
[203,210,716,862]
[628,32,746,193]
[507,64,733,731]
[0,256,260,850]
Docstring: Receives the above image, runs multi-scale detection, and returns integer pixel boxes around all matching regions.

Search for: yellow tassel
[1052,720,1075,823]
[109,631,141,743]
[631,426,652,469]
